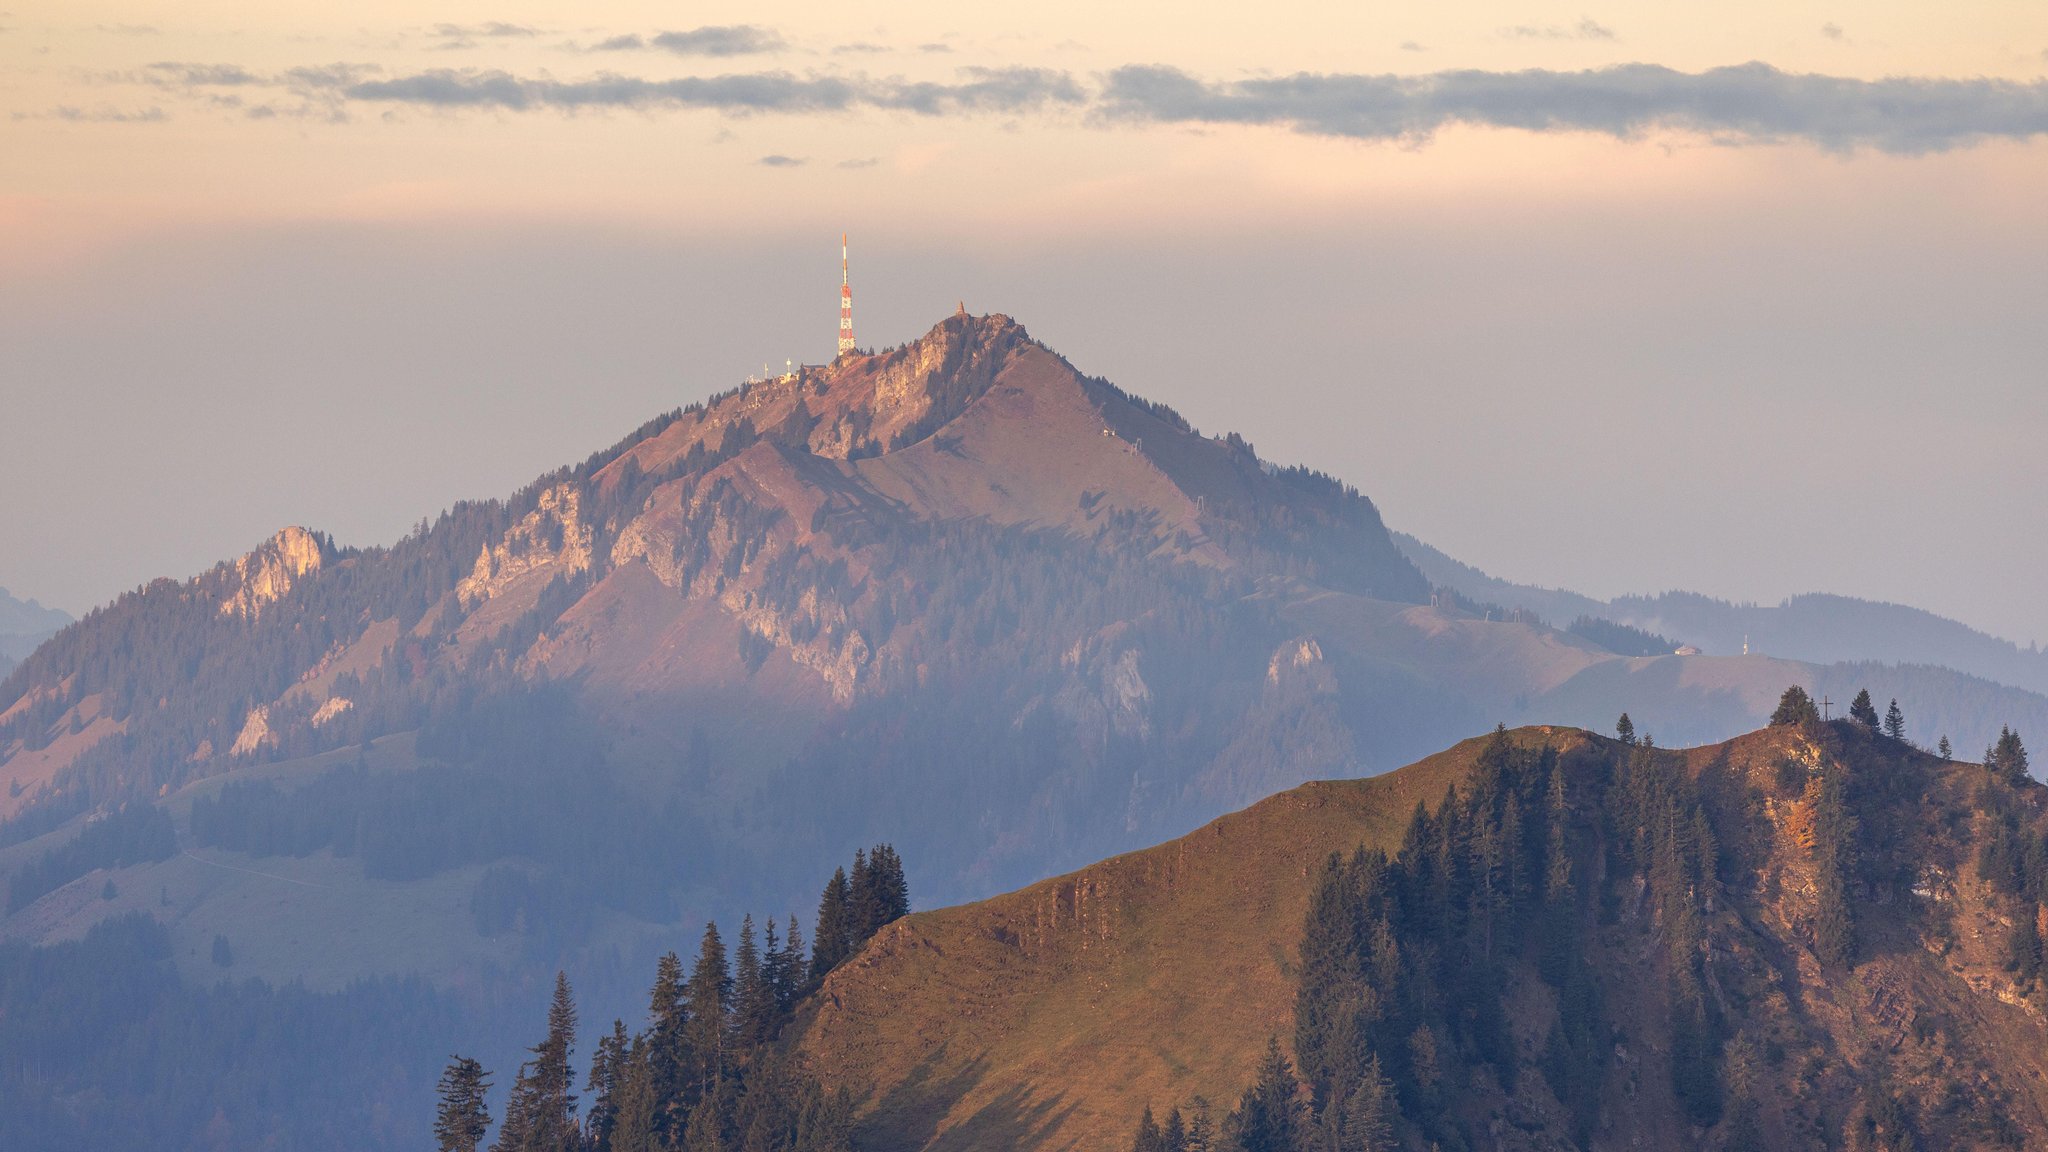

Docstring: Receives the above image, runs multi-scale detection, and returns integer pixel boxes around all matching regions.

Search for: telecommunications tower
[838,234,855,356]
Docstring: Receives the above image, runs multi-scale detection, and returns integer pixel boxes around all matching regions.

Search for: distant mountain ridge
[0,587,69,678]
[1396,531,2048,697]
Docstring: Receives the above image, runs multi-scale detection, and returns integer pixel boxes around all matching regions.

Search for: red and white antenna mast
[838,234,855,356]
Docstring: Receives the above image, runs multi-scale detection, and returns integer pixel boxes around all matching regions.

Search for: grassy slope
[794,726,1596,1152]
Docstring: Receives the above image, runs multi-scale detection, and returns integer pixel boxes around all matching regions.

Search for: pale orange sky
[6,0,2047,248]
[5,2,2048,648]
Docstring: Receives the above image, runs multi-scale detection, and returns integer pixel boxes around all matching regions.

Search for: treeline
[1125,731,1591,1152]
[0,913,469,1152]
[437,845,910,1152]
[1566,615,1675,658]
[1973,728,2047,984]
[1130,708,1915,1152]
[6,803,174,913]
[1295,731,1600,1150]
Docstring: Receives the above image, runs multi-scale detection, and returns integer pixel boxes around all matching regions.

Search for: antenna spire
[838,234,855,355]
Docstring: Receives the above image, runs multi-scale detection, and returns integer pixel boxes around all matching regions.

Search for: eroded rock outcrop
[218,527,329,619]
[457,484,593,609]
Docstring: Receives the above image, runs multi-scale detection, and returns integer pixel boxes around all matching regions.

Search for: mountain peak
[0,587,71,636]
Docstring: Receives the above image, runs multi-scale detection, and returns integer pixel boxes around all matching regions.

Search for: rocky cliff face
[217,526,330,620]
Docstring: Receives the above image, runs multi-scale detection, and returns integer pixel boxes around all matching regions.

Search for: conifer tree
[1473,804,1506,959]
[607,1040,658,1152]
[1543,768,1574,906]
[528,971,581,1152]
[585,1021,629,1152]
[810,868,852,980]
[1162,1106,1188,1152]
[1131,1105,1164,1152]
[688,923,732,1090]
[1230,1038,1303,1152]
[867,844,911,927]
[794,1086,857,1152]
[847,850,878,944]
[1812,770,1859,967]
[434,1056,492,1152]
[1501,790,1529,909]
[1884,699,1906,741]
[769,916,805,1014]
[1771,686,1821,726]
[1615,712,1635,745]
[1850,689,1880,730]
[734,915,777,1049]
[681,1093,729,1152]
[759,918,790,1021]
[1339,1056,1398,1152]
[1938,735,1953,761]
[644,951,692,1144]
[492,1064,537,1152]
[1296,850,1368,1109]
[1184,1097,1216,1152]
[491,974,581,1152]
[1992,727,2031,784]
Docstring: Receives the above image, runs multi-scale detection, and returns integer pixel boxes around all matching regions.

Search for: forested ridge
[433,845,910,1152]
[1125,699,2048,1152]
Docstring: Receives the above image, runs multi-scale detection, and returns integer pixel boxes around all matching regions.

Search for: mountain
[0,587,69,679]
[4,312,2048,1149]
[797,720,2048,1151]
[1397,531,2048,697]
[5,311,2045,969]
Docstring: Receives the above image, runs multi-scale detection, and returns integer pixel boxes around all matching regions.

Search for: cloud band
[343,66,1084,116]
[133,58,2048,154]
[1098,62,2048,153]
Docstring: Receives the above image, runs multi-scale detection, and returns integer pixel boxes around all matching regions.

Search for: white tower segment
[838,235,855,355]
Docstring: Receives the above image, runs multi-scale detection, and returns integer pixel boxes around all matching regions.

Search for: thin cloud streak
[15,104,167,122]
[431,22,540,39]
[1502,18,1616,41]
[650,26,785,57]
[1097,62,2048,153]
[343,66,1085,116]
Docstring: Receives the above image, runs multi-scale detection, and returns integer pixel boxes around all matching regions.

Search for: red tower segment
[838,234,855,356]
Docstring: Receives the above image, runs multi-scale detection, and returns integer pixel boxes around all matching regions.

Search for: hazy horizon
[6,2,2047,643]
